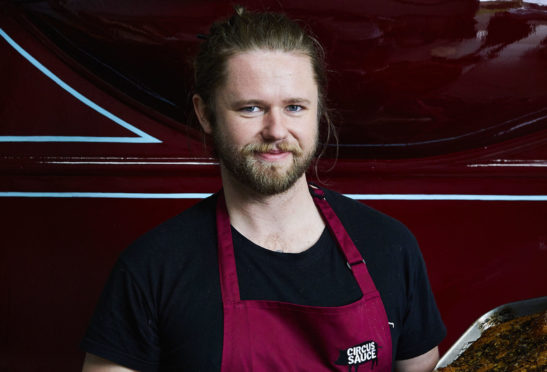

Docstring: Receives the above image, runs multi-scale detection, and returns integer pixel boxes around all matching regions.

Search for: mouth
[243,142,302,162]
[255,149,291,162]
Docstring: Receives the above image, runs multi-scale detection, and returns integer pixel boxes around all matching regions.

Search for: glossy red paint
[1,1,546,370]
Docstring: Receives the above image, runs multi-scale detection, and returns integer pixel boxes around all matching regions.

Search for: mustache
[241,142,303,156]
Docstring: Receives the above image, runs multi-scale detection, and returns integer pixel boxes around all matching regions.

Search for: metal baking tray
[435,296,547,370]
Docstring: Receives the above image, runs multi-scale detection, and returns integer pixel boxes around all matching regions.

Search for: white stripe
[0,192,546,201]
[0,28,161,144]
[468,163,547,168]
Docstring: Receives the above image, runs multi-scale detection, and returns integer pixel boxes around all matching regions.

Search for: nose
[261,109,288,141]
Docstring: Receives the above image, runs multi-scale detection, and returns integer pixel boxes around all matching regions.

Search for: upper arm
[394,346,439,372]
[82,353,138,372]
[81,259,160,370]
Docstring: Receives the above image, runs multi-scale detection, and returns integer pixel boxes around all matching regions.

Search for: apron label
[335,340,380,370]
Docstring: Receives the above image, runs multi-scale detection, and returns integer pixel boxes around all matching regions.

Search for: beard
[213,132,317,196]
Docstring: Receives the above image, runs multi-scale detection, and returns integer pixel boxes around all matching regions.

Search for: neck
[221,167,325,253]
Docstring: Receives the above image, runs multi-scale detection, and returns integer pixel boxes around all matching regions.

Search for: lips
[256,149,291,162]
[264,149,285,155]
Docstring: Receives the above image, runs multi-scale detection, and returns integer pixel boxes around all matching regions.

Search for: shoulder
[323,188,417,251]
[119,193,219,271]
[81,194,223,370]
[321,187,421,288]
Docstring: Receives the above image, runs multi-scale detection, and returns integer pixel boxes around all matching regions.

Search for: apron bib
[217,186,392,371]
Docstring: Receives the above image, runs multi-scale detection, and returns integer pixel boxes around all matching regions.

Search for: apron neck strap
[308,184,377,294]
[217,186,377,303]
[216,191,241,303]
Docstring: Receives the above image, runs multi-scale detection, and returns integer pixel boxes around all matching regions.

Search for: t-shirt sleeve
[81,258,160,371]
[395,240,446,360]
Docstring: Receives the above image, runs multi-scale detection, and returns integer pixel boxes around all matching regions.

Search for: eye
[240,106,261,113]
[286,105,303,112]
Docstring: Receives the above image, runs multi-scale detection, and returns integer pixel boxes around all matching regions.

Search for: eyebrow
[284,98,312,105]
[230,98,312,107]
[230,99,265,108]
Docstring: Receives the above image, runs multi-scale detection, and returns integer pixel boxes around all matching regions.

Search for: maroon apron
[216,186,393,371]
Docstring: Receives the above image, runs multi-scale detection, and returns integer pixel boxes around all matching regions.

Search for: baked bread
[437,310,546,372]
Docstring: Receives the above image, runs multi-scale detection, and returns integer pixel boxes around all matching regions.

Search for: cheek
[215,121,255,149]
[300,119,319,143]
[229,127,254,147]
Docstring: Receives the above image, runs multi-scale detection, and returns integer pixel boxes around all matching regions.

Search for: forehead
[219,50,318,102]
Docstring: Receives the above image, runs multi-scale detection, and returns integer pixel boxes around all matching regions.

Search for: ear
[193,94,213,134]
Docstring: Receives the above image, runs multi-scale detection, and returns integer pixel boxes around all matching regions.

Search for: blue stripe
[0,28,161,144]
[345,194,547,201]
[0,192,546,201]
[0,192,213,199]
[0,136,160,143]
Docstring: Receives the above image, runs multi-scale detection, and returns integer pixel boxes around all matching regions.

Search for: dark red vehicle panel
[1,1,546,370]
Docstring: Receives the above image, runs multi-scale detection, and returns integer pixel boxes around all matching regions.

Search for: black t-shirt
[81,189,446,371]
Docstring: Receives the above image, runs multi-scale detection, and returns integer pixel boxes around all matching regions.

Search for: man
[81,7,445,372]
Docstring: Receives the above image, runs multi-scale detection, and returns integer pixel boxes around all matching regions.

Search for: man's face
[210,50,319,195]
